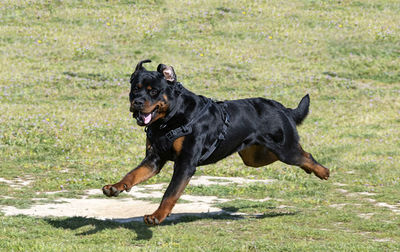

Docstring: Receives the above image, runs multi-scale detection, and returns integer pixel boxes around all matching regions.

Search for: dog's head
[129,59,177,126]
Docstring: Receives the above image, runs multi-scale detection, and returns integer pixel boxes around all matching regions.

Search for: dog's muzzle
[133,106,159,126]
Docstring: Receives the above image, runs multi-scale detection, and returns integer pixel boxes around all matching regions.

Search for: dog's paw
[144,214,160,225]
[143,211,168,226]
[102,183,130,197]
[315,167,330,180]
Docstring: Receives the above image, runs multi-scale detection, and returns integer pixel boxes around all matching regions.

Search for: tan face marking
[141,99,169,124]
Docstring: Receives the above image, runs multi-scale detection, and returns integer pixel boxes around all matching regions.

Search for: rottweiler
[102,59,330,225]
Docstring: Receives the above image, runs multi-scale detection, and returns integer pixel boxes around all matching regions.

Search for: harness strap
[165,125,192,142]
[198,104,230,163]
[146,91,230,163]
[164,98,212,142]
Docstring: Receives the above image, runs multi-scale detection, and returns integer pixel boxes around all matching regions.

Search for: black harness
[198,102,230,164]
[146,83,230,164]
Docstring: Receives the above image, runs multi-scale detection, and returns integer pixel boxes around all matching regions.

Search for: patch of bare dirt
[334,184,400,215]
[0,176,34,189]
[0,176,275,223]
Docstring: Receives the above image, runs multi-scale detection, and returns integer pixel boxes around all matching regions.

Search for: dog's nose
[134,100,143,107]
[131,100,144,112]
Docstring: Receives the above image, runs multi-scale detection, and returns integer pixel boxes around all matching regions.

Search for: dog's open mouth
[135,106,159,126]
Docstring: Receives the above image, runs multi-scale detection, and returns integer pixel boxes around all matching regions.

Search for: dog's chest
[146,127,172,153]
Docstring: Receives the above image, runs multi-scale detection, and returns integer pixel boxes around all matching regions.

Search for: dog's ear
[131,59,152,82]
[134,59,152,73]
[157,64,177,83]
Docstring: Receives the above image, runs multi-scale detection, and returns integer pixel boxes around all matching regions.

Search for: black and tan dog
[103,59,330,225]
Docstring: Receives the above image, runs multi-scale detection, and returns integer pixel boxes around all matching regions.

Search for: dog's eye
[149,89,159,97]
[132,83,142,92]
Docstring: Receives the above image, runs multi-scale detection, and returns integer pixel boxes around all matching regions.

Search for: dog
[102,59,330,225]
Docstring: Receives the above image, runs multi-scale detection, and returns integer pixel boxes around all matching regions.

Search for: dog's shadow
[45,208,298,240]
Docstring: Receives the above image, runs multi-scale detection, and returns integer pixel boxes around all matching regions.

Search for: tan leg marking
[299,149,330,180]
[144,177,190,225]
[239,145,278,167]
[173,136,185,156]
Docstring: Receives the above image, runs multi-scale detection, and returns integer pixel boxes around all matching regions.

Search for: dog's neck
[156,83,211,130]
[159,83,185,127]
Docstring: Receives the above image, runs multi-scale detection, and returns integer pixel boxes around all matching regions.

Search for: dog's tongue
[142,113,152,125]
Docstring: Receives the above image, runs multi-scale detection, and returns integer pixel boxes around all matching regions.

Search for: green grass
[1,0,400,250]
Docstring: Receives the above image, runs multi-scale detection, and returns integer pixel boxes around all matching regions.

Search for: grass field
[1,0,399,250]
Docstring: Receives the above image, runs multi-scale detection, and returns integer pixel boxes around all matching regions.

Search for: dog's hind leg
[276,144,330,180]
[238,145,278,167]
[299,150,330,180]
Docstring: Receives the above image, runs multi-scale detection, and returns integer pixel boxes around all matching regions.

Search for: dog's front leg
[102,152,165,197]
[144,162,195,225]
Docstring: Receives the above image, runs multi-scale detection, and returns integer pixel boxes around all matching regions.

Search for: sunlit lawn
[0,0,399,250]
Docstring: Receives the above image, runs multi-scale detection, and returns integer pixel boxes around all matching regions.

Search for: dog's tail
[291,94,310,125]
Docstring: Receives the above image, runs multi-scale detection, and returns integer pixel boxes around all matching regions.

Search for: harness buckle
[181,125,190,133]
[165,130,176,141]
